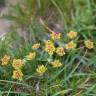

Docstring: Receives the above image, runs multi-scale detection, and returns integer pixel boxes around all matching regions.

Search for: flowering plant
[0,30,95,95]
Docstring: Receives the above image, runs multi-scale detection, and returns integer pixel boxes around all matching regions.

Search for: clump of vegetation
[0,30,96,95]
[0,0,96,95]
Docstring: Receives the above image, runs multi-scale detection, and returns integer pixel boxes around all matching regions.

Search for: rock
[0,19,10,37]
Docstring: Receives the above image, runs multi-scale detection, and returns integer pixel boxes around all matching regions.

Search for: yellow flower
[66,41,76,49]
[1,55,10,65]
[50,32,61,40]
[67,31,77,39]
[44,40,55,55]
[12,59,23,69]
[56,47,65,56]
[36,65,47,75]
[26,52,36,60]
[45,44,55,55]
[51,59,62,68]
[32,43,40,49]
[84,40,94,49]
[12,70,23,80]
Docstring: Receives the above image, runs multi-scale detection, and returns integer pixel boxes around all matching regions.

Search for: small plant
[0,0,96,95]
[0,30,95,95]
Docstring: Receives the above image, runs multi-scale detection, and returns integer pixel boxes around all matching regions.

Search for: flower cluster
[66,41,76,49]
[0,30,94,80]
[67,31,77,39]
[56,47,65,56]
[51,59,62,68]
[32,43,40,50]
[44,40,55,55]
[84,40,94,49]
[12,59,24,80]
[12,59,23,69]
[50,32,61,40]
[36,65,47,75]
[26,52,36,60]
[12,70,23,81]
[1,55,10,66]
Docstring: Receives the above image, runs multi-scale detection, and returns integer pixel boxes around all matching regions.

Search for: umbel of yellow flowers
[67,31,77,39]
[66,41,76,49]
[1,55,10,65]
[84,39,94,49]
[12,70,23,81]
[36,65,47,75]
[51,59,62,68]
[50,32,61,40]
[26,52,36,60]
[56,47,65,56]
[32,43,40,50]
[12,59,23,69]
[44,40,55,55]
